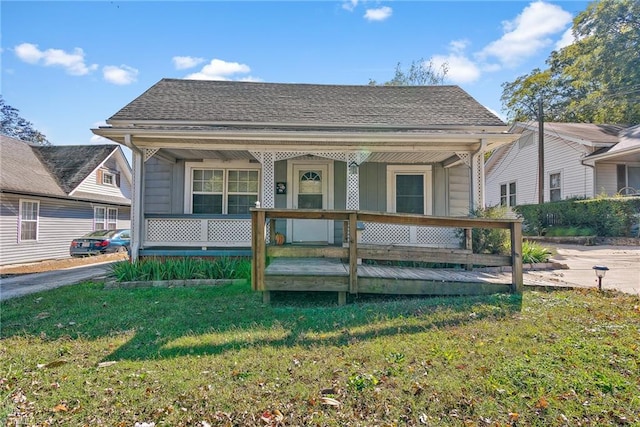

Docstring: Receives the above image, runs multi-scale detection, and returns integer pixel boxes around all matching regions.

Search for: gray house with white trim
[92,79,519,260]
[0,135,132,265]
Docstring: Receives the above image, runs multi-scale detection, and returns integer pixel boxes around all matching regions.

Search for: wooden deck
[251,209,524,304]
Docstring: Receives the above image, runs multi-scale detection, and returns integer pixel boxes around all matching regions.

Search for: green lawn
[1,281,638,426]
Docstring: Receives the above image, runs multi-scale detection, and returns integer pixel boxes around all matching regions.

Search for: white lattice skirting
[360,223,462,249]
[145,218,252,247]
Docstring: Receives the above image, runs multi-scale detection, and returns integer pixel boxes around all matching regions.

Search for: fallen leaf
[38,360,67,369]
[535,396,549,409]
[320,397,341,406]
[509,412,519,422]
[53,403,68,412]
[97,361,117,368]
[36,312,50,320]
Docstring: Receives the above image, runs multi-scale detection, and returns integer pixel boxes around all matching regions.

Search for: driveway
[526,244,640,295]
[0,262,115,301]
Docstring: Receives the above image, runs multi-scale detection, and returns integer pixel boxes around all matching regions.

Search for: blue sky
[2,0,589,159]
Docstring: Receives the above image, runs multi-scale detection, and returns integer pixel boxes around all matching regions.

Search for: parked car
[70,229,130,257]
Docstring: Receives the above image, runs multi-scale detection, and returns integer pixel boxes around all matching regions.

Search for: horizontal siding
[486,132,595,206]
[448,164,470,216]
[595,163,618,196]
[144,157,173,213]
[0,194,130,266]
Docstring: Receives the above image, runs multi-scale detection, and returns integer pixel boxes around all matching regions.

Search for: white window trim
[386,165,433,214]
[184,160,261,214]
[548,170,562,201]
[102,171,116,186]
[500,180,517,207]
[94,206,118,230]
[18,199,39,242]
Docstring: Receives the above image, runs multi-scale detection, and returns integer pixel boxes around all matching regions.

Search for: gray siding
[448,164,470,216]
[0,193,130,266]
[433,164,447,216]
[144,157,174,214]
[359,162,387,211]
[74,154,132,200]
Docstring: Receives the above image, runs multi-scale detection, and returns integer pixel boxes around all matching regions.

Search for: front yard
[1,281,638,426]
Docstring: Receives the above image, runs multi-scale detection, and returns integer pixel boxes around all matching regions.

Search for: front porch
[252,209,523,305]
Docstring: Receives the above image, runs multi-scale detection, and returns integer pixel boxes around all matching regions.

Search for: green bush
[522,240,550,264]
[110,257,252,282]
[515,197,640,237]
[469,205,510,255]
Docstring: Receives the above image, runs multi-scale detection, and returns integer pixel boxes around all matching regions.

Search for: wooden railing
[251,209,523,300]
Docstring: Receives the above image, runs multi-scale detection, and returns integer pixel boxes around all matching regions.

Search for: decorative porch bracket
[144,148,159,162]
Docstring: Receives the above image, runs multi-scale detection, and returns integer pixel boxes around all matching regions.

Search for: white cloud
[364,6,392,22]
[172,55,206,70]
[103,65,138,85]
[342,0,358,12]
[432,53,481,84]
[14,42,98,76]
[555,27,575,50]
[185,58,251,80]
[478,1,572,67]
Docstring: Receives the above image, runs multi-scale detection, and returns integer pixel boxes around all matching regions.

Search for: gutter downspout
[470,139,487,211]
[581,157,596,198]
[125,134,144,262]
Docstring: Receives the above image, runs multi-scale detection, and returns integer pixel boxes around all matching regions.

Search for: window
[617,164,640,193]
[94,207,118,230]
[500,181,517,207]
[549,172,561,202]
[102,172,115,186]
[191,168,259,214]
[19,200,39,241]
[386,165,432,215]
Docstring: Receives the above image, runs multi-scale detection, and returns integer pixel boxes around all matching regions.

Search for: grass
[1,281,639,426]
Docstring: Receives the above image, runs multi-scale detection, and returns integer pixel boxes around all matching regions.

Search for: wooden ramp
[264,258,512,303]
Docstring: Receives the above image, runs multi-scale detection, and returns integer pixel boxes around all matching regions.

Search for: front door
[290,162,333,244]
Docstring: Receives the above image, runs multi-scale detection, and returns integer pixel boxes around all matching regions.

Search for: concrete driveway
[0,262,115,301]
[526,244,640,295]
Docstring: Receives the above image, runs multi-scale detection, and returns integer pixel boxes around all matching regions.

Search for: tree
[369,58,449,86]
[501,0,640,124]
[0,96,50,145]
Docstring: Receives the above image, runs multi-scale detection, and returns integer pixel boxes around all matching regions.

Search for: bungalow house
[485,122,635,208]
[0,135,132,265]
[92,79,519,261]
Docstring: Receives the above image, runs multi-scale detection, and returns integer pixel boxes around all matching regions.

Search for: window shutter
[115,173,121,188]
[97,169,103,184]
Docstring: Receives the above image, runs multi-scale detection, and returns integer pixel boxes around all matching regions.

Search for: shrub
[522,240,550,264]
[469,205,510,255]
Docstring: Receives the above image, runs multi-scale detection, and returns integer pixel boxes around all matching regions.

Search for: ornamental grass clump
[109,257,251,282]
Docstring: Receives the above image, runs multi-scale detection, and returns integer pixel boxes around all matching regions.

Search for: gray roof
[0,134,127,204]
[108,79,506,128]
[32,144,115,193]
[587,124,640,159]
[515,122,625,144]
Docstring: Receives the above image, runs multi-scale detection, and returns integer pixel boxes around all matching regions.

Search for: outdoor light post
[592,265,609,291]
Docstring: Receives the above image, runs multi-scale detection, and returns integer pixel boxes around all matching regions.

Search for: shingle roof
[587,124,640,158]
[108,79,506,128]
[516,122,625,144]
[0,135,124,201]
[32,144,115,193]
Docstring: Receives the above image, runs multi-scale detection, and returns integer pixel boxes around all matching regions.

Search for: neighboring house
[582,124,640,196]
[485,122,634,208]
[0,135,132,265]
[92,79,519,260]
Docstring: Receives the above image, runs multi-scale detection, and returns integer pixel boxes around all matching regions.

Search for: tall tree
[370,58,449,86]
[501,0,640,124]
[0,96,50,145]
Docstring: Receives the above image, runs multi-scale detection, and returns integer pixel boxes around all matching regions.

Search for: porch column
[471,153,485,210]
[129,141,144,261]
[346,152,360,210]
[261,152,275,208]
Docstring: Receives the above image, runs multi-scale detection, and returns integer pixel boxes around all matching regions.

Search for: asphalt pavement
[0,262,115,301]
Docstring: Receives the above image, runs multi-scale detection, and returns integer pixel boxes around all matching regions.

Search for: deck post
[252,210,267,292]
[464,228,472,270]
[338,292,347,306]
[348,212,358,294]
[510,220,523,294]
[262,291,271,304]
